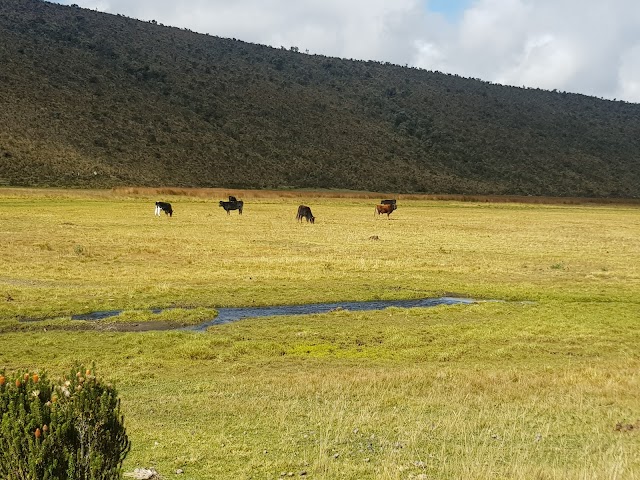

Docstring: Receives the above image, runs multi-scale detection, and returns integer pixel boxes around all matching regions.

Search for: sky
[51,0,640,103]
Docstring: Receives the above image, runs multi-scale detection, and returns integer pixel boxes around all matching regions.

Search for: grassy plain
[0,188,639,479]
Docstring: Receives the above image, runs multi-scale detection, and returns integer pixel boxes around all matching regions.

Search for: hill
[1,0,640,196]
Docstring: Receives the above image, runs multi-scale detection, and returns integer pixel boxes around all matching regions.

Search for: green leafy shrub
[0,364,130,479]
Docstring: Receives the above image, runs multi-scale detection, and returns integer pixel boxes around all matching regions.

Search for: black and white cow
[296,205,315,224]
[155,201,173,217]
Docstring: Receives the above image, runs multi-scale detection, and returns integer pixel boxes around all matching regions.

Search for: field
[1,188,639,479]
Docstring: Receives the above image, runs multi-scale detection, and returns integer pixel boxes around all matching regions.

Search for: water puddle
[69,297,475,331]
[192,296,474,331]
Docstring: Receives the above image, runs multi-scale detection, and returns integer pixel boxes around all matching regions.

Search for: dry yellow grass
[1,188,638,323]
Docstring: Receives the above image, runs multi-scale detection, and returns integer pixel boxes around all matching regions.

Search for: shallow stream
[70,297,475,331]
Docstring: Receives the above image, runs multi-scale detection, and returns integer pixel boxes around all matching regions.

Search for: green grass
[2,302,639,479]
[1,189,639,478]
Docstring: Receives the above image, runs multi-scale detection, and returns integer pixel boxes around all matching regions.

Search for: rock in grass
[124,468,161,479]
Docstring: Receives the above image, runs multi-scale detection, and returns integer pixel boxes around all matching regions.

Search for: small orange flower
[15,379,21,387]
[32,374,39,383]
[0,375,5,386]
[86,369,91,376]
[42,425,49,433]
[35,428,41,439]
[23,373,29,381]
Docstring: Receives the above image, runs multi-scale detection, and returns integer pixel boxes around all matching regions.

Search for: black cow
[381,199,397,208]
[155,201,173,217]
[219,196,243,215]
[296,205,315,224]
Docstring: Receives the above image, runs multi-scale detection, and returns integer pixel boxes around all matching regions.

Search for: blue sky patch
[425,0,472,21]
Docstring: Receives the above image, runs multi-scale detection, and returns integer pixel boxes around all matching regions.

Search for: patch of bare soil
[615,420,640,432]
[10,319,191,333]
[95,321,190,332]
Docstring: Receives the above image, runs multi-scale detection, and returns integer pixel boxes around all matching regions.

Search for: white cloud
[51,0,640,102]
[459,0,530,57]
[617,45,640,102]
[413,41,447,71]
[497,34,584,91]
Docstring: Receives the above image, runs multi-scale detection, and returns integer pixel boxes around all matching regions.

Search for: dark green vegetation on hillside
[1,0,640,196]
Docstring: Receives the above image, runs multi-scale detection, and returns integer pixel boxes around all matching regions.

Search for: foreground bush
[0,364,130,479]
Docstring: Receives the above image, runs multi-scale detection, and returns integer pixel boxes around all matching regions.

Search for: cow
[296,205,315,224]
[219,196,243,215]
[375,203,395,218]
[155,201,173,217]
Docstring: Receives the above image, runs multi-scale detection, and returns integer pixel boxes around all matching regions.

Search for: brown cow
[375,203,395,218]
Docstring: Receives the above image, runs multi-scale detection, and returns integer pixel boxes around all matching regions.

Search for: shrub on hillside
[0,364,130,479]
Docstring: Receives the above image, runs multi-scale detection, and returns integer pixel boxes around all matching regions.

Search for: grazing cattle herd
[155,198,399,222]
